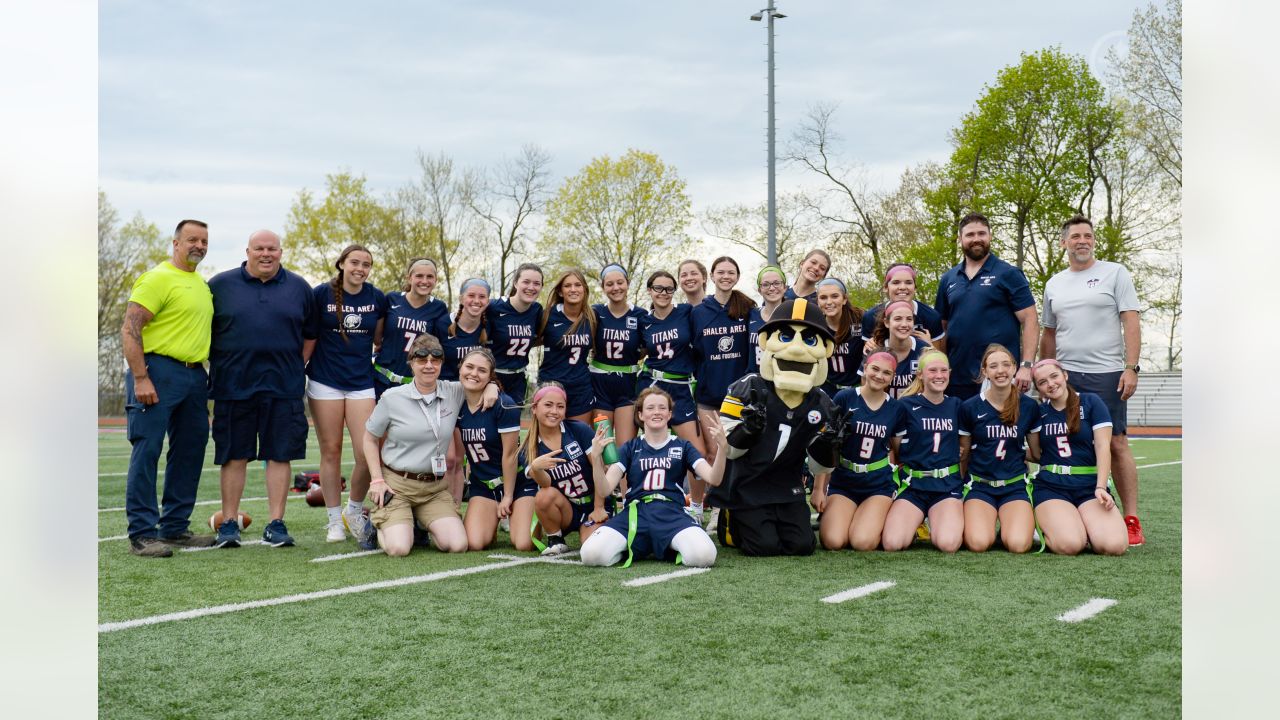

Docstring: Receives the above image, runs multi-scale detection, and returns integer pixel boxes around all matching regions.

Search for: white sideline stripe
[487,552,582,565]
[98,460,354,477]
[622,567,710,587]
[181,540,265,552]
[1136,460,1181,470]
[311,549,383,562]
[98,494,310,513]
[821,581,897,604]
[99,534,128,543]
[98,556,542,633]
[1057,598,1117,623]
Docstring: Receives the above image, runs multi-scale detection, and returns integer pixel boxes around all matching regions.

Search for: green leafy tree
[282,171,403,289]
[541,149,690,298]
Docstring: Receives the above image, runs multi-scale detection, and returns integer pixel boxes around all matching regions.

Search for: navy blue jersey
[893,394,963,491]
[592,303,646,366]
[691,296,751,405]
[436,315,485,382]
[485,297,542,372]
[374,292,449,379]
[934,254,1035,384]
[457,393,521,482]
[783,286,818,302]
[1036,393,1113,487]
[614,435,705,505]
[746,306,766,375]
[830,388,903,488]
[959,393,1041,481]
[860,300,946,343]
[538,304,593,387]
[208,264,316,400]
[859,337,931,399]
[825,327,865,391]
[640,303,696,376]
[519,420,597,501]
[306,282,387,391]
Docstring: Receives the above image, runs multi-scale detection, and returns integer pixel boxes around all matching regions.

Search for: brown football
[208,511,252,530]
[305,483,325,507]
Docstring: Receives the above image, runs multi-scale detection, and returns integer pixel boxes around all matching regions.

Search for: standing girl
[747,265,787,375]
[691,256,754,477]
[1029,360,1127,555]
[580,387,727,568]
[373,257,449,399]
[438,278,491,503]
[455,349,526,551]
[860,263,945,349]
[880,350,965,553]
[590,264,647,448]
[523,382,610,556]
[305,244,387,545]
[862,301,932,399]
[958,344,1040,553]
[537,270,597,425]
[638,271,709,517]
[813,352,902,551]
[677,259,708,307]
[486,263,543,404]
[784,249,831,301]
[815,277,864,397]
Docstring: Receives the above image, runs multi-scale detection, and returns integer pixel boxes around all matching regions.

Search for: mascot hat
[759,298,835,343]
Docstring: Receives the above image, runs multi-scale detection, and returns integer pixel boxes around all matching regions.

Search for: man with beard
[120,219,218,557]
[1039,215,1145,546]
[933,213,1038,400]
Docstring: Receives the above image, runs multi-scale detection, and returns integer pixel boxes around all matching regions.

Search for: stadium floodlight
[749,2,786,265]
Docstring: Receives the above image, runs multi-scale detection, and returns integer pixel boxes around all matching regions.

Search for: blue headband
[460,278,491,295]
[817,277,847,294]
[600,263,628,281]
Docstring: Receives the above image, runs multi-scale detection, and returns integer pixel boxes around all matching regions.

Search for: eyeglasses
[649,285,676,295]
[759,281,784,289]
[410,348,444,359]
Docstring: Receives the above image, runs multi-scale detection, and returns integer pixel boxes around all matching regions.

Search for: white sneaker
[326,518,346,543]
[343,507,373,547]
[685,503,703,524]
[498,517,511,533]
[541,542,571,557]
[705,507,720,534]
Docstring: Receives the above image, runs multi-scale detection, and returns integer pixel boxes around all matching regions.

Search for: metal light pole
[750,2,786,266]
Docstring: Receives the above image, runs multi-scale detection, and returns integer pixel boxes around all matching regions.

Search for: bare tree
[698,191,822,270]
[1107,0,1182,188]
[415,150,481,305]
[785,102,887,274]
[469,144,553,290]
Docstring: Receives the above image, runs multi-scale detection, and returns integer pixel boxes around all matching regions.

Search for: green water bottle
[593,414,620,465]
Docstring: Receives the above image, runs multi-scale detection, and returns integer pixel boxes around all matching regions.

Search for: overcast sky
[99,0,1144,274]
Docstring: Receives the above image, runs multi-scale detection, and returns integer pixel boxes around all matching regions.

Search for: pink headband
[865,351,898,371]
[885,265,917,283]
[884,301,913,319]
[531,385,567,405]
[1032,359,1062,372]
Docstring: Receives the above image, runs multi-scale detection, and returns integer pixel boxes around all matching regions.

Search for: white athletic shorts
[305,378,375,401]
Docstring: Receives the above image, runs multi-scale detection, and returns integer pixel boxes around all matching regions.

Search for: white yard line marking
[1057,598,1117,623]
[1133,456,1146,460]
[622,567,710,587]
[311,549,383,562]
[98,494,310,513]
[487,552,582,565]
[821,581,897,604]
[98,534,128,543]
[1136,460,1181,470]
[181,540,265,552]
[98,556,543,633]
[98,460,354,477]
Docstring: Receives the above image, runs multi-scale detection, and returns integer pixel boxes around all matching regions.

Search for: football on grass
[305,483,325,507]
[208,511,252,530]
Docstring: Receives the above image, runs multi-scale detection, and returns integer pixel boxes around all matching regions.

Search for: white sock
[346,499,363,514]
[689,502,703,514]
[326,506,342,523]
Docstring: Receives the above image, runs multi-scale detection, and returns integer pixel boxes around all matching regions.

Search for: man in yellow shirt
[121,219,217,557]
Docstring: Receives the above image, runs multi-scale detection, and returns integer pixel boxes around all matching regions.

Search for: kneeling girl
[581,387,727,568]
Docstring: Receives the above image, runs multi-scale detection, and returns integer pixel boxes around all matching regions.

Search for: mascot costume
[709,298,846,556]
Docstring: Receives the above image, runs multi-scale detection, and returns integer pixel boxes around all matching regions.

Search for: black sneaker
[215,519,241,548]
[262,519,295,547]
[130,537,174,558]
[412,523,430,548]
[159,530,218,548]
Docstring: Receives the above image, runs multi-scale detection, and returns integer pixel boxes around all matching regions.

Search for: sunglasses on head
[410,347,444,359]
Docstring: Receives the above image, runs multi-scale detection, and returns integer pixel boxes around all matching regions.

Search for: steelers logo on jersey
[807,410,821,424]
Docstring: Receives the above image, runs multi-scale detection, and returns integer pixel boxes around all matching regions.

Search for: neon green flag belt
[1039,464,1097,476]
[839,456,891,474]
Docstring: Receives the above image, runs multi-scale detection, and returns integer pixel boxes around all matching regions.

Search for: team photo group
[120,208,1145,567]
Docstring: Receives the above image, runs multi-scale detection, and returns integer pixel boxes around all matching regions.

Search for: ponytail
[1064,384,1082,435]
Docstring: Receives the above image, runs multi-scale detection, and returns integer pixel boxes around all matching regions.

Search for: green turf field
[98,432,1181,719]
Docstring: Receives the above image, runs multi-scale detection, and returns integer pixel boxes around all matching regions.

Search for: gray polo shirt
[366,380,466,472]
[1041,260,1141,373]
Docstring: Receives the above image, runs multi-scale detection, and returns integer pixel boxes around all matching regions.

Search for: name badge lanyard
[415,394,445,447]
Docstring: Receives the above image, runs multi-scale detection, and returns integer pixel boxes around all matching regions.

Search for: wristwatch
[1124,363,1141,373]
[1019,360,1033,369]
